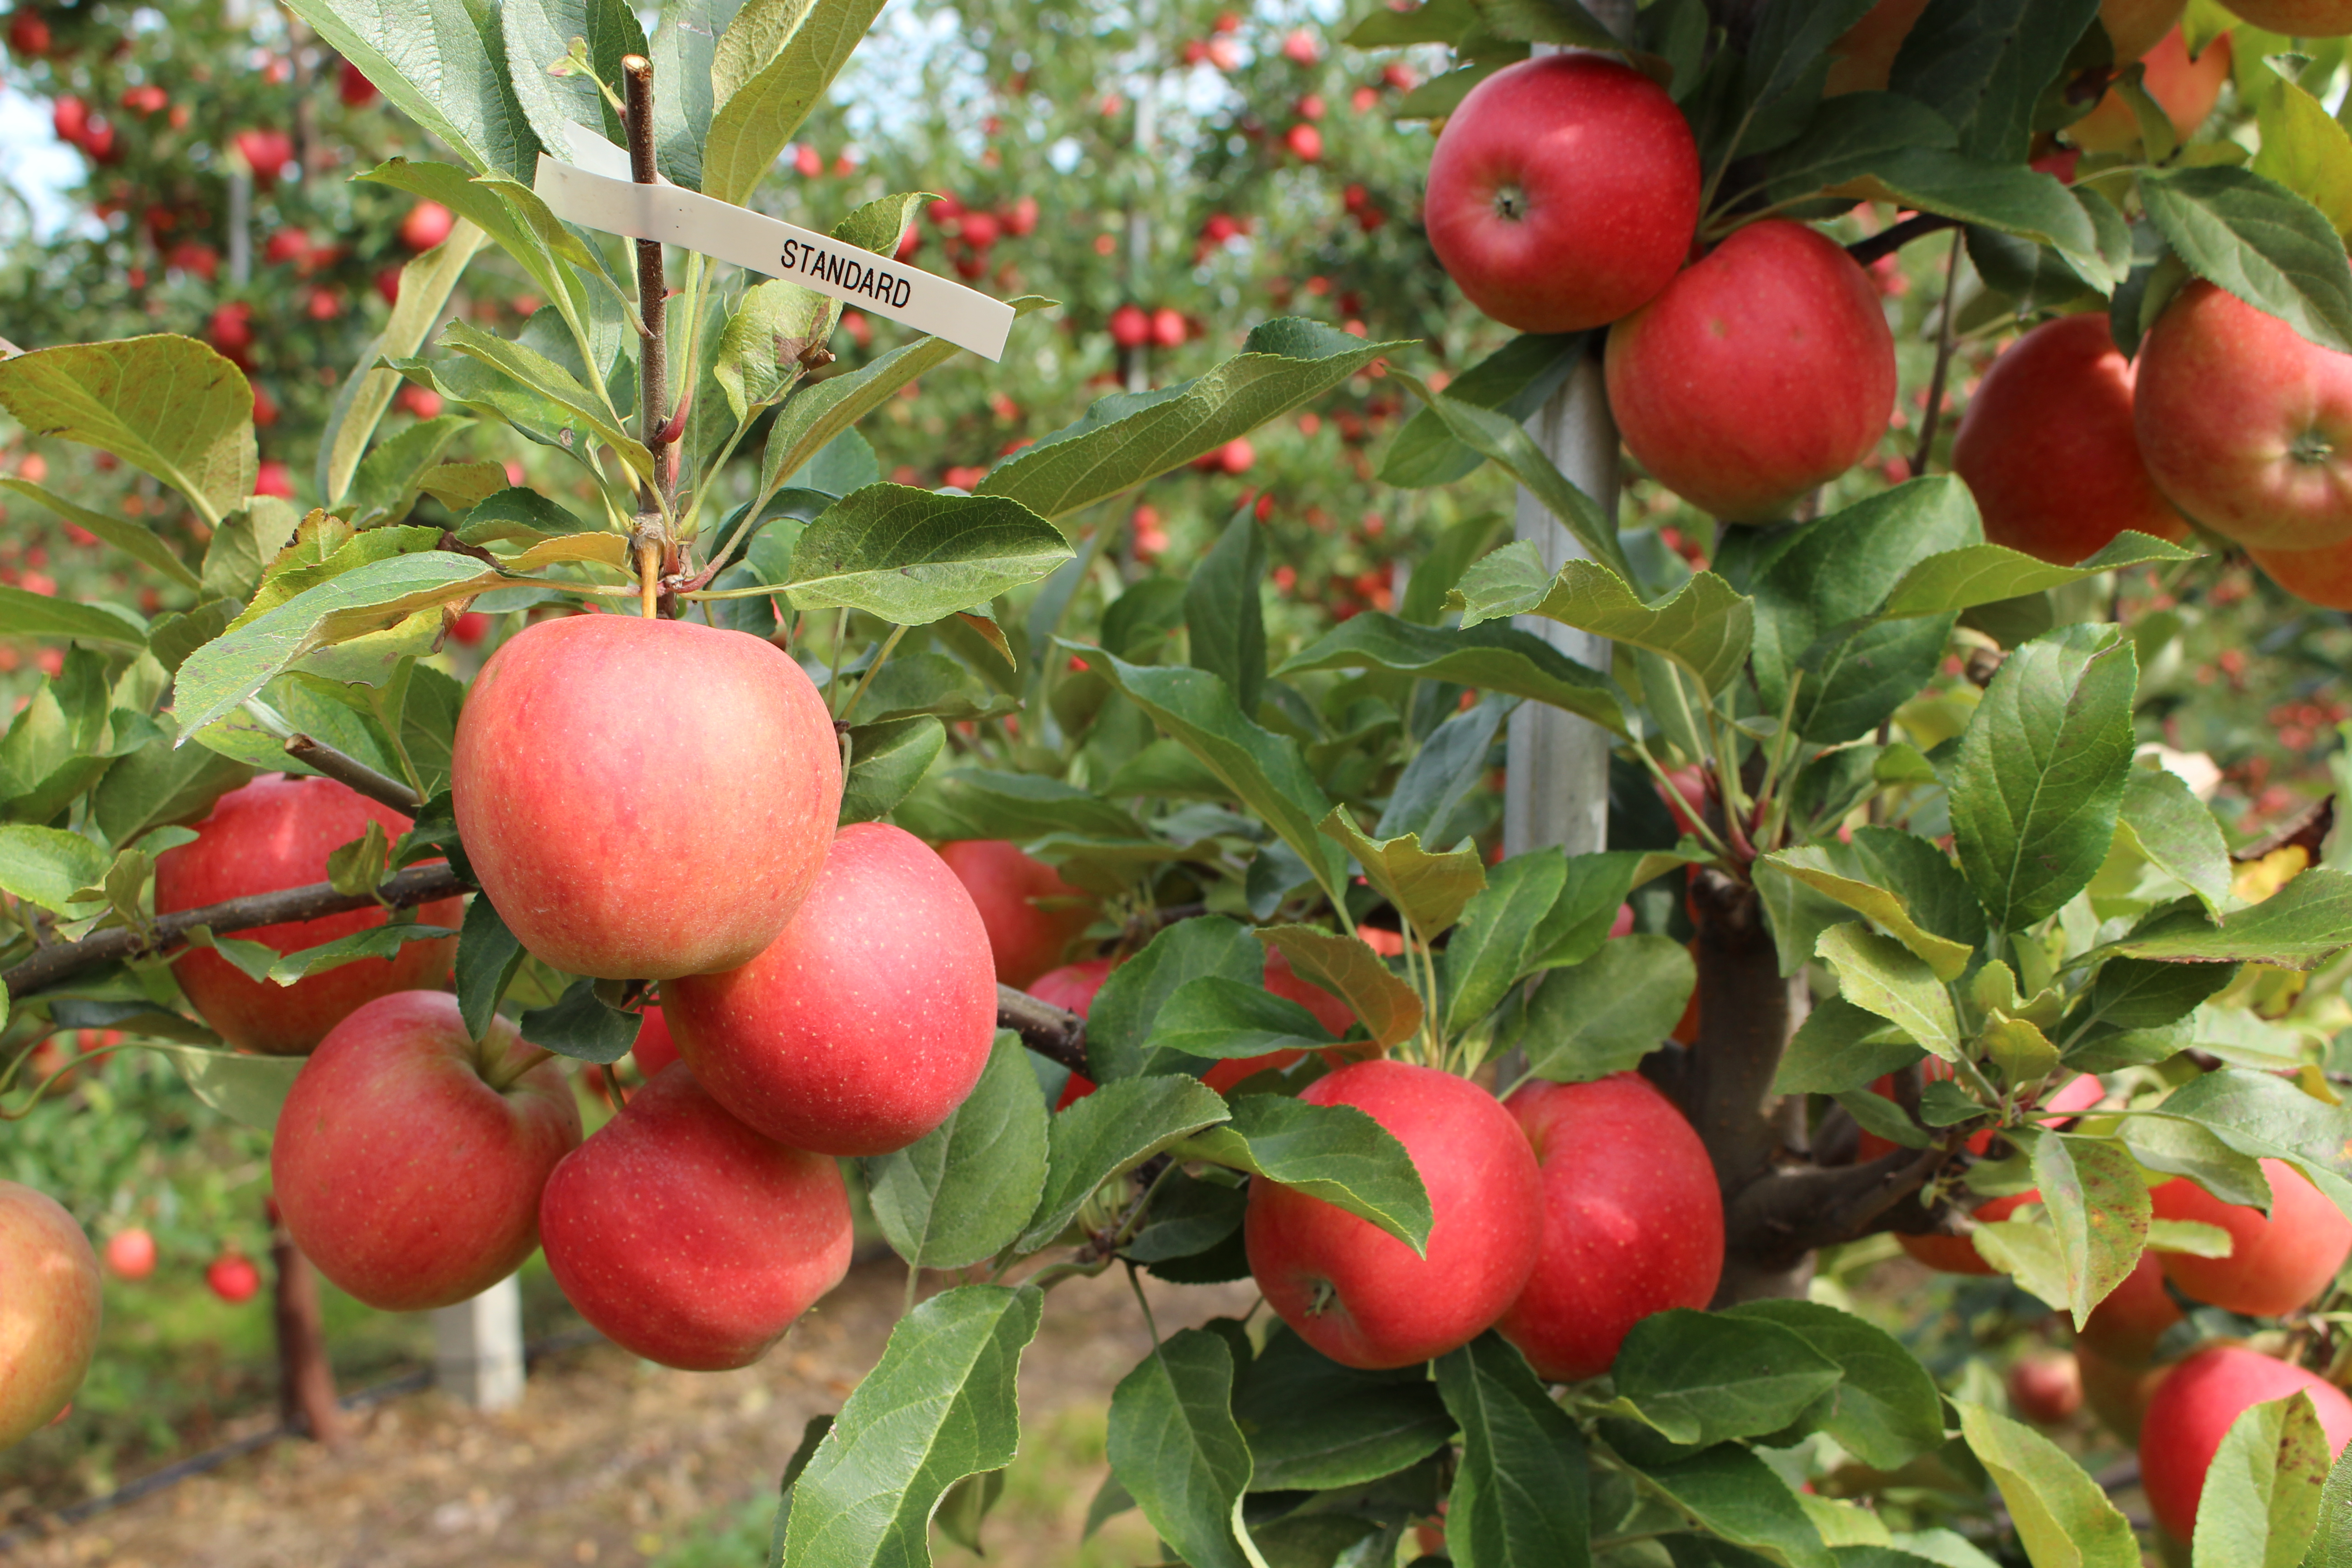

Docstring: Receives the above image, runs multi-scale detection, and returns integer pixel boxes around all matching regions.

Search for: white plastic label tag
[531,123,1014,362]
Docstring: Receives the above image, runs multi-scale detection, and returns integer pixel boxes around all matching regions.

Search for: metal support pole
[432,1275,525,1411]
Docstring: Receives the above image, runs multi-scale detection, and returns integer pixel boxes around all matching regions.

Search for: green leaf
[1107,1328,1259,1568]
[1173,1093,1433,1254]
[1953,1402,2139,1568]
[1887,0,2100,163]
[1612,1310,1845,1448]
[157,1044,303,1132]
[1123,1168,1246,1266]
[1145,978,1331,1065]
[1752,479,1980,744]
[2307,1440,2352,1568]
[2194,1392,2331,1568]
[2116,1114,2271,1209]
[91,736,251,847]
[1437,1333,1592,1568]
[1232,1326,1452,1492]
[1319,808,1486,937]
[2150,1068,2352,1214]
[172,553,500,735]
[1723,1301,1945,1470]
[282,0,539,179]
[1617,1443,1833,1568]
[1522,936,1696,1084]
[1816,925,1962,1061]
[1085,652,1348,906]
[702,0,891,205]
[2254,75,2352,238]
[1186,505,1268,718]
[715,279,840,422]
[1774,996,1923,1096]
[2061,956,2238,1051]
[644,0,736,188]
[778,1284,1040,1568]
[0,585,145,651]
[1278,612,1629,736]
[0,477,201,591]
[319,220,488,505]
[1255,925,1422,1049]
[1378,693,1515,844]
[1442,851,1568,1034]
[2025,1132,2150,1328]
[1381,333,1584,490]
[1879,533,2200,617]
[1760,845,1975,983]
[2140,165,2352,353]
[979,319,1405,522]
[1085,917,1265,1082]
[866,1031,1049,1270]
[783,485,1071,625]
[1950,623,2137,933]
[515,979,641,1064]
[2095,869,2352,970]
[1453,550,1751,697]
[500,0,642,156]
[1018,1075,1230,1251]
[0,826,109,915]
[839,716,944,826]
[0,335,256,529]
[439,319,650,480]
[455,895,526,1042]
[1391,375,1629,579]
[265,919,460,985]
[2119,766,2233,914]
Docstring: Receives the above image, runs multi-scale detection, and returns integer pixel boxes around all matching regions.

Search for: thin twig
[622,54,670,509]
[1847,211,1961,269]
[1,866,464,998]
[283,735,422,814]
[1909,227,1966,480]
[995,984,1088,1075]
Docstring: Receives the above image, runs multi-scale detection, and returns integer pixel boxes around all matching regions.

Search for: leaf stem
[836,624,908,725]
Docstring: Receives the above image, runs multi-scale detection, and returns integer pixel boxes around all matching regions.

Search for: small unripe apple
[1607,220,1896,522]
[539,1065,853,1370]
[1246,1060,1541,1369]
[2135,281,2352,551]
[397,200,454,252]
[273,991,583,1311]
[155,776,463,1056]
[2008,1351,2084,1425]
[102,1227,156,1281]
[1498,1073,1722,1381]
[1425,54,1698,334]
[2141,1347,2352,1539]
[669,824,997,1156]
[0,1181,100,1447]
[937,839,1097,988]
[2149,1159,2352,1317]
[451,616,842,980]
[1109,304,1150,349]
[206,1253,261,1304]
[1951,312,2188,564]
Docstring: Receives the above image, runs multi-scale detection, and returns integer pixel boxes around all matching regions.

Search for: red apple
[669,823,997,1156]
[632,1004,681,1079]
[338,58,377,107]
[254,460,293,498]
[960,211,1000,250]
[2009,1351,2084,1425]
[2149,1159,2352,1317]
[1031,958,1114,1017]
[272,991,583,1311]
[2224,0,2352,31]
[1150,307,1186,348]
[446,610,488,646]
[399,201,455,251]
[8,10,51,59]
[395,384,442,420]
[232,129,294,189]
[1951,312,2189,564]
[1497,1073,1723,1381]
[206,1253,261,1304]
[1284,123,1322,161]
[0,1181,100,1447]
[1606,220,1897,522]
[154,776,464,1056]
[1424,54,1699,334]
[102,1227,156,1282]
[2141,1347,2352,1539]
[50,94,87,146]
[2135,281,2352,551]
[2071,27,2231,153]
[936,839,1097,988]
[451,616,841,980]
[539,1064,853,1370]
[1282,28,1320,64]
[1109,304,1151,349]
[1245,1060,1541,1370]
[2078,1248,2184,1365]
[2249,532,2352,609]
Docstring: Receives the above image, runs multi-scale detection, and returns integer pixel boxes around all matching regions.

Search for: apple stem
[1907,229,1965,481]
[479,1029,556,1094]
[621,54,671,515]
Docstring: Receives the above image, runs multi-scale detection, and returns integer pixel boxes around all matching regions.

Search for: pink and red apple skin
[1424,54,1699,334]
[1950,312,2189,565]
[451,615,841,981]
[2140,1346,2352,1540]
[1606,220,1897,523]
[271,991,582,1313]
[155,775,463,1055]
[1497,1074,1723,1382]
[668,823,998,1157]
[2135,281,2352,552]
[1245,1060,1541,1371]
[631,1005,681,1080]
[538,1064,853,1372]
[2149,1158,2352,1318]
[0,1180,101,1448]
[937,839,1097,988]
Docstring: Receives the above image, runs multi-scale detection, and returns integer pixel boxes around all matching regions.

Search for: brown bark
[270,1208,341,1445]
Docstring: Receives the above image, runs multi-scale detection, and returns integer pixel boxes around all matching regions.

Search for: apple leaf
[1254,924,1422,1050]
[1184,506,1269,717]
[2091,869,2352,970]
[1435,1333,1591,1568]
[1277,612,1629,736]
[781,485,1072,625]
[1453,546,1751,697]
[776,1283,1041,1568]
[645,0,732,188]
[0,826,111,916]
[1142,976,1332,1065]
[515,979,641,1064]
[1888,0,2098,164]
[1106,1328,1260,1568]
[280,0,539,179]
[155,1044,304,1132]
[1234,1325,1453,1491]
[2116,767,2233,916]
[2195,1393,2332,1568]
[978,319,1405,523]
[1612,1441,1834,1568]
[500,0,642,157]
[0,335,257,530]
[1081,916,1265,1083]
[1016,1075,1230,1253]
[319,220,489,505]
[2306,1440,2352,1568]
[2148,1068,2352,1215]
[1877,532,2200,619]
[1381,332,1584,490]
[455,897,528,1042]
[2024,1131,2150,1328]
[1954,1402,2139,1568]
[1319,808,1486,938]
[1762,847,1974,984]
[838,715,944,826]
[1440,850,1568,1034]
[265,919,459,987]
[865,1031,1049,1270]
[2139,165,2352,354]
[2253,74,2352,240]
[1520,936,1696,1085]
[1950,622,2138,934]
[1611,1310,1845,1448]
[714,278,841,423]
[0,477,201,592]
[1378,693,1517,843]
[439,320,651,481]
[1723,1300,1946,1470]
[701,0,891,206]
[1774,996,1924,1096]
[91,736,251,849]
[1171,1093,1432,1254]
[1816,924,1963,1062]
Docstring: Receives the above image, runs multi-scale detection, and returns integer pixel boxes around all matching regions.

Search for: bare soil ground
[2,1261,1250,1568]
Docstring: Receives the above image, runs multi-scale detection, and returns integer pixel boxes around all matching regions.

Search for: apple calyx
[1307,1277,1339,1316]
[2293,428,2337,466]
[1489,184,1529,224]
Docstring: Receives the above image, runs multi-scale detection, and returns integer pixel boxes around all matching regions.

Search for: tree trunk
[270,1206,342,1445]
